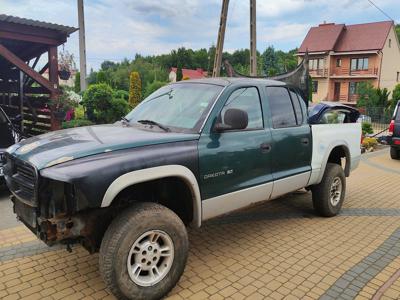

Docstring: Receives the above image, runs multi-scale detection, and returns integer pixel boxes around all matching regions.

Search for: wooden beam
[0,21,68,40]
[24,55,41,86]
[25,62,49,87]
[48,46,59,91]
[0,43,58,94]
[0,31,62,45]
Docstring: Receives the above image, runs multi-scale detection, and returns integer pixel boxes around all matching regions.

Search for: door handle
[301,138,309,145]
[260,143,271,153]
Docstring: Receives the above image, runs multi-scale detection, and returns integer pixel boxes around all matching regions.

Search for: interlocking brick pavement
[0,148,399,299]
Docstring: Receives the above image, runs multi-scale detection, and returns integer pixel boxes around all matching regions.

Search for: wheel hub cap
[330,177,342,206]
[127,230,174,287]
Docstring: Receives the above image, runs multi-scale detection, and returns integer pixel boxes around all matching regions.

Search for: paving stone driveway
[0,148,399,300]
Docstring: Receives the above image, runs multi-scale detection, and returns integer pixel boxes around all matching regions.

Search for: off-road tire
[390,147,399,160]
[99,202,189,300]
[312,163,346,217]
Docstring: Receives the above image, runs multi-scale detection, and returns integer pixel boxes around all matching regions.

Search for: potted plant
[58,51,76,80]
[49,87,80,122]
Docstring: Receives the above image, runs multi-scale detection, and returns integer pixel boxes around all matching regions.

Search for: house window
[397,72,399,82]
[389,39,392,48]
[312,81,318,93]
[351,58,369,71]
[336,59,342,67]
[349,82,359,96]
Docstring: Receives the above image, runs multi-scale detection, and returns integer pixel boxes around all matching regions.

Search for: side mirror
[215,108,248,132]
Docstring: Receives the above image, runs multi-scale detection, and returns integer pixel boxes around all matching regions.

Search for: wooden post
[78,0,88,91]
[212,0,229,77]
[48,46,61,131]
[19,71,24,133]
[48,46,59,95]
[250,0,257,76]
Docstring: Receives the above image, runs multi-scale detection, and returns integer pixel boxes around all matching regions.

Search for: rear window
[266,87,297,128]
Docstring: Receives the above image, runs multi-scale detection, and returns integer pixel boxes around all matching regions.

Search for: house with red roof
[298,21,400,104]
[169,67,208,82]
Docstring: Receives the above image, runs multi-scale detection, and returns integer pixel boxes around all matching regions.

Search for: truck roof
[174,77,287,87]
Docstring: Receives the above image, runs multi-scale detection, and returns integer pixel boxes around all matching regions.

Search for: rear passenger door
[263,86,312,197]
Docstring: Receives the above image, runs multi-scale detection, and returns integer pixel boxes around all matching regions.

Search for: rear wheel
[99,202,188,300]
[312,163,346,217]
[390,147,399,160]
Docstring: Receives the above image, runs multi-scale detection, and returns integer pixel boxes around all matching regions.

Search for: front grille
[5,155,38,206]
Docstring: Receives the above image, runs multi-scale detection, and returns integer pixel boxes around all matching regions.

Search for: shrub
[62,119,94,129]
[362,137,378,149]
[106,98,130,123]
[362,122,373,135]
[113,90,129,101]
[144,81,167,99]
[75,105,85,119]
[391,83,400,112]
[82,83,114,123]
[129,71,142,107]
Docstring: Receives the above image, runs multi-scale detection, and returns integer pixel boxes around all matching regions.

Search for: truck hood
[7,124,199,170]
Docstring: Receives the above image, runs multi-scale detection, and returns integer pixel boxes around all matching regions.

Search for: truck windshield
[125,83,223,132]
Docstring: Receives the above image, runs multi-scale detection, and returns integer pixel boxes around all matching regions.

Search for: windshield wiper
[137,120,170,132]
[120,117,131,126]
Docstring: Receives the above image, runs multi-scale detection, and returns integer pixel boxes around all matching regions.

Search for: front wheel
[312,163,346,217]
[390,147,399,160]
[99,202,189,300]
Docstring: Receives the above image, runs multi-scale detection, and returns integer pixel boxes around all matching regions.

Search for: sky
[1,0,399,70]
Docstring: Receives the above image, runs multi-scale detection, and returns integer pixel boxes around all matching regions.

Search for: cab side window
[266,87,297,128]
[221,87,263,130]
[289,90,304,125]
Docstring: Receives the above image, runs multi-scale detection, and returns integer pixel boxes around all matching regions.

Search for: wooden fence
[0,94,52,136]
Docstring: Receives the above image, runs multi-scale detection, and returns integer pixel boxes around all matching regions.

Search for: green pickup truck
[4,78,361,300]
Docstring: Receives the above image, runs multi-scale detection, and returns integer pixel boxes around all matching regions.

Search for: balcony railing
[330,67,379,77]
[309,68,328,77]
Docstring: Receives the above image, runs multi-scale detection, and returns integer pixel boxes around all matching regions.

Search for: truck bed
[308,123,362,186]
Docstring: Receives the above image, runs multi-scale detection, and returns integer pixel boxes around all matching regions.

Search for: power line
[366,0,393,21]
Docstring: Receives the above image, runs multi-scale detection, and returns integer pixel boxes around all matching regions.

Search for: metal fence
[358,107,393,136]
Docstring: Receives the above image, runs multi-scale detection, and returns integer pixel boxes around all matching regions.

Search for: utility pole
[250,0,257,76]
[77,0,87,91]
[212,0,229,77]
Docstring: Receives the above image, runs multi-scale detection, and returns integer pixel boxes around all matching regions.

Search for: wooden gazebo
[0,14,77,135]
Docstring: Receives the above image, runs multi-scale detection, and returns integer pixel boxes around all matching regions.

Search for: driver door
[198,86,274,219]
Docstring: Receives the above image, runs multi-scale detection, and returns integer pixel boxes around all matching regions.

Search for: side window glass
[289,90,303,125]
[221,87,263,130]
[266,87,297,128]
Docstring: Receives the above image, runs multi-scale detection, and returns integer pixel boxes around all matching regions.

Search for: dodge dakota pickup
[4,78,361,300]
